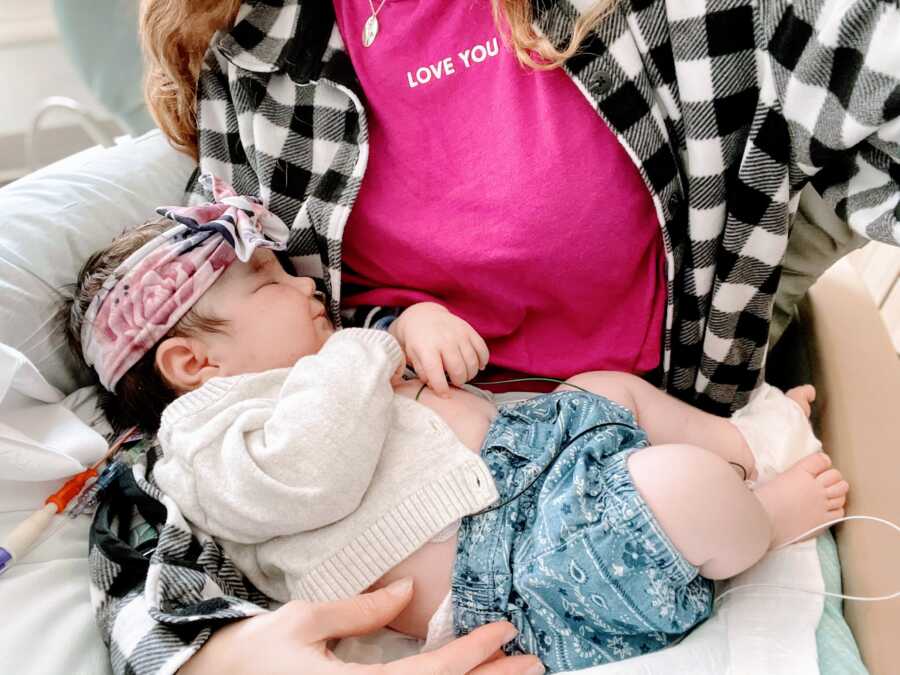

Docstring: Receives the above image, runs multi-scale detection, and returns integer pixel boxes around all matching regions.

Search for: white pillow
[0,130,196,393]
[0,132,194,674]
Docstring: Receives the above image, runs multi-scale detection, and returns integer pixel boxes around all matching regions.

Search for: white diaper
[421,591,455,652]
[420,521,460,652]
[429,519,460,543]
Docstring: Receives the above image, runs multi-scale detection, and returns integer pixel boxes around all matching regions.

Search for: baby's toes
[826,507,845,522]
[797,452,831,478]
[825,479,849,498]
[787,385,816,416]
[816,467,844,489]
[826,495,847,511]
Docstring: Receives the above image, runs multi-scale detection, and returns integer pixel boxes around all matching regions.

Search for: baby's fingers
[415,350,450,397]
[459,343,480,382]
[471,334,490,370]
[442,347,469,388]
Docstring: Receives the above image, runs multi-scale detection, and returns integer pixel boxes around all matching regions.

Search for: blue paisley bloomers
[452,392,714,671]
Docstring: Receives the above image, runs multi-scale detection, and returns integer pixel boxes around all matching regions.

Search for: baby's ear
[155,336,218,393]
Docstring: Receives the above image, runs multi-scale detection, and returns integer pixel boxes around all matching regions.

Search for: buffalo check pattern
[93,1,899,672]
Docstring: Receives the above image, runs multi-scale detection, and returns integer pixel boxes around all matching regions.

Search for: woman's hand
[177,578,544,675]
[389,303,489,396]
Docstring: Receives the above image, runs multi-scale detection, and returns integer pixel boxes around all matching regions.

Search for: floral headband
[81,174,289,391]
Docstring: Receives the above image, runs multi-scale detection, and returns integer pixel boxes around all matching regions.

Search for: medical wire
[715,515,900,605]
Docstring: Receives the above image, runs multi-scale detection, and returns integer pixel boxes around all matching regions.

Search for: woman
[89,0,898,672]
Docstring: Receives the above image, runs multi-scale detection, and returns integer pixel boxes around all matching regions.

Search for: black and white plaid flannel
[91,1,899,672]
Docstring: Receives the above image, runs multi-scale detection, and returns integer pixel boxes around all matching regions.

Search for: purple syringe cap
[0,547,11,576]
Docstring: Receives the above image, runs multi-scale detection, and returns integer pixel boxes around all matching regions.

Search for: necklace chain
[367,0,387,18]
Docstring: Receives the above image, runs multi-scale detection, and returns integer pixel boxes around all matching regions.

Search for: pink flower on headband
[138,264,198,327]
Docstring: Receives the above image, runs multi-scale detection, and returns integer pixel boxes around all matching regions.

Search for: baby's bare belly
[368,380,496,639]
[393,378,497,453]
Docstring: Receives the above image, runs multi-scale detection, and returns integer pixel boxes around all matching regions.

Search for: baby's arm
[561,371,757,479]
[157,328,405,543]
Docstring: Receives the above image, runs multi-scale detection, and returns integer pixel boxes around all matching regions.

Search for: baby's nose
[303,277,318,295]
[291,275,315,294]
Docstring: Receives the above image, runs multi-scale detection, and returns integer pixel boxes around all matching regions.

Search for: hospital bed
[0,130,894,674]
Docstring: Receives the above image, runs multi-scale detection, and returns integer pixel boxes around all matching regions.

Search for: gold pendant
[363,14,379,47]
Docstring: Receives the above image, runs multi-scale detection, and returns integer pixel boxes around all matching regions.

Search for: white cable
[716,515,900,605]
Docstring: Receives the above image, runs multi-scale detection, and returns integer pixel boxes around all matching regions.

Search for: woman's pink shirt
[336,0,665,388]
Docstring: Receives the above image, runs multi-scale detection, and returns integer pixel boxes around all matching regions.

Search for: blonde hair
[491,0,617,70]
[140,0,243,160]
[141,0,614,159]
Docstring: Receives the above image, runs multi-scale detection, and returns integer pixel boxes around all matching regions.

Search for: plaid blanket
[92,1,899,672]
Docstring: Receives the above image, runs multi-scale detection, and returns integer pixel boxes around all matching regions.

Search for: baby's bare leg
[627,444,769,579]
[559,371,755,478]
[627,445,848,579]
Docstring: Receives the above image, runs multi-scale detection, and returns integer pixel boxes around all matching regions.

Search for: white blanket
[0,344,112,675]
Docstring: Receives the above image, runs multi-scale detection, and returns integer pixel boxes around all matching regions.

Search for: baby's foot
[753,453,849,548]
[786,384,816,418]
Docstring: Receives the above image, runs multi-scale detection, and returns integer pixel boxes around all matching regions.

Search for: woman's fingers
[299,578,414,643]
[388,622,537,675]
[471,654,545,675]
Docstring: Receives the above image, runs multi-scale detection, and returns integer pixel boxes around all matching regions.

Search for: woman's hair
[140,0,615,160]
[140,0,243,160]
[64,218,226,434]
[491,0,617,69]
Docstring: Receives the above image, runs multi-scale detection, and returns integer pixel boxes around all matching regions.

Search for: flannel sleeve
[88,442,270,675]
[765,0,899,244]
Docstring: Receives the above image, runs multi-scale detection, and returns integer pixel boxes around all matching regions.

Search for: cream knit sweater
[154,328,498,603]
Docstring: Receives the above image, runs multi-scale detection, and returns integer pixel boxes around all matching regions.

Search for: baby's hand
[389,302,489,396]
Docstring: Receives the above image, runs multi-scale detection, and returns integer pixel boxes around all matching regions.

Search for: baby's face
[194,249,334,377]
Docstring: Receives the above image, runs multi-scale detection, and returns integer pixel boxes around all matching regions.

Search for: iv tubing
[0,426,138,576]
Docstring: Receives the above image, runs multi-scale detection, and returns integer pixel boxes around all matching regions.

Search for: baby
[67,180,848,672]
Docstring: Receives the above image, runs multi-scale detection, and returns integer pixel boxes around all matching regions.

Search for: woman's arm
[89,441,271,675]
[764,0,899,244]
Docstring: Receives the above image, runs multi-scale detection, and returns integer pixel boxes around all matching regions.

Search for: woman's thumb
[305,578,414,642]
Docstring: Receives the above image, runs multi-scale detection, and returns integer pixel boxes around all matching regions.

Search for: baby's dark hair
[63,217,227,434]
